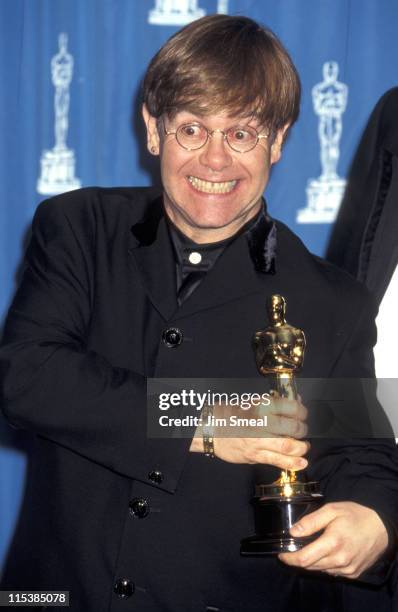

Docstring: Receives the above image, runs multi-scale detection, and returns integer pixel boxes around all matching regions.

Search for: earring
[150,146,157,154]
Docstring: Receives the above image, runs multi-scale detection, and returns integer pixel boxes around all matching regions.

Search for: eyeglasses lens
[176,124,259,152]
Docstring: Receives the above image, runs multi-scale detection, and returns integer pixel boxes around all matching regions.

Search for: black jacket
[1,187,398,611]
[327,87,398,304]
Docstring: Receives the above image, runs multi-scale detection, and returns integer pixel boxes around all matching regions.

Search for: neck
[164,203,262,244]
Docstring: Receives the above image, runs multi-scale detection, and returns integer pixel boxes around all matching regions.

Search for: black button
[162,327,183,347]
[113,578,135,598]
[129,497,150,518]
[148,470,163,484]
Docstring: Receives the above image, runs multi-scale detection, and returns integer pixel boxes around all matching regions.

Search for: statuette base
[241,481,323,556]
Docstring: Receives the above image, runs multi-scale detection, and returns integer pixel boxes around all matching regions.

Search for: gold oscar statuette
[240,295,324,555]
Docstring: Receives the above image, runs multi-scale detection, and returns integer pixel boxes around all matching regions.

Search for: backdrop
[1,0,397,571]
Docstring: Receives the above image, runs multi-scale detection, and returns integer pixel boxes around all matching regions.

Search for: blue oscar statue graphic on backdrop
[37,33,81,196]
[297,61,348,224]
[148,0,228,25]
[148,0,205,25]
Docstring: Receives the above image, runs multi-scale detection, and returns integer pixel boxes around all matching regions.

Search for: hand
[262,393,308,439]
[279,501,389,578]
[213,435,310,470]
[190,395,310,471]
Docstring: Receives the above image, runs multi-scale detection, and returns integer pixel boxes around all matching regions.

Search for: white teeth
[188,176,237,194]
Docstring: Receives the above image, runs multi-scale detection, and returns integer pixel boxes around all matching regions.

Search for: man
[327,87,398,378]
[1,15,397,611]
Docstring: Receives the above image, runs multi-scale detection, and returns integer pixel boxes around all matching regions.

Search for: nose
[199,130,233,172]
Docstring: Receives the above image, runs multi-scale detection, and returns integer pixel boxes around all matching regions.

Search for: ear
[270,124,290,165]
[142,104,161,155]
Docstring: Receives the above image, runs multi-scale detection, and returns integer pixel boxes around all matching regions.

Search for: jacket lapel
[128,197,178,321]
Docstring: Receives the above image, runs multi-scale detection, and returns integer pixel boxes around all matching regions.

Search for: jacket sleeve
[0,197,190,492]
[306,293,398,586]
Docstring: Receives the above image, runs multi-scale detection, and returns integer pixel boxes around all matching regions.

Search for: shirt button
[148,470,163,484]
[113,578,135,598]
[129,497,150,519]
[162,327,183,347]
[189,251,202,264]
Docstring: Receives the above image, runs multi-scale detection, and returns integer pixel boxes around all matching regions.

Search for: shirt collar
[167,202,277,275]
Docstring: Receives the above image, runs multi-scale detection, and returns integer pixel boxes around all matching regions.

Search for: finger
[260,436,310,457]
[267,414,308,439]
[269,398,308,421]
[290,503,339,537]
[278,533,338,568]
[304,558,355,573]
[303,543,356,573]
[305,560,360,578]
[255,448,308,471]
[324,567,359,578]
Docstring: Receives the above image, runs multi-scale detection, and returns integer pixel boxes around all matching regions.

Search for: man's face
[143,107,286,242]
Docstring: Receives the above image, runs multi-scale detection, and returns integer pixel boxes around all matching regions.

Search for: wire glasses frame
[162,119,269,153]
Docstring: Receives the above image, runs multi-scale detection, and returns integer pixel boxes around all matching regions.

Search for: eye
[234,130,249,140]
[179,123,203,138]
[229,126,257,143]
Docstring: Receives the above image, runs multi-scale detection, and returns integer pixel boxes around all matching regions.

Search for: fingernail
[299,458,308,468]
[291,523,304,534]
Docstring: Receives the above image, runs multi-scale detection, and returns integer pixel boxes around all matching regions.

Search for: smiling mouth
[188,176,238,194]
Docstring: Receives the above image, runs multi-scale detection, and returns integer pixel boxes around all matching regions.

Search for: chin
[183,206,239,228]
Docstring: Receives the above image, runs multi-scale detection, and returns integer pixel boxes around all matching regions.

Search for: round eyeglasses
[163,121,268,153]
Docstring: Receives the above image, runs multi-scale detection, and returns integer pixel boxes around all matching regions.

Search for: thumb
[290,503,338,536]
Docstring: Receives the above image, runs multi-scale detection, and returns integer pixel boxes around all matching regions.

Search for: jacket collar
[246,207,277,274]
[128,195,277,321]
